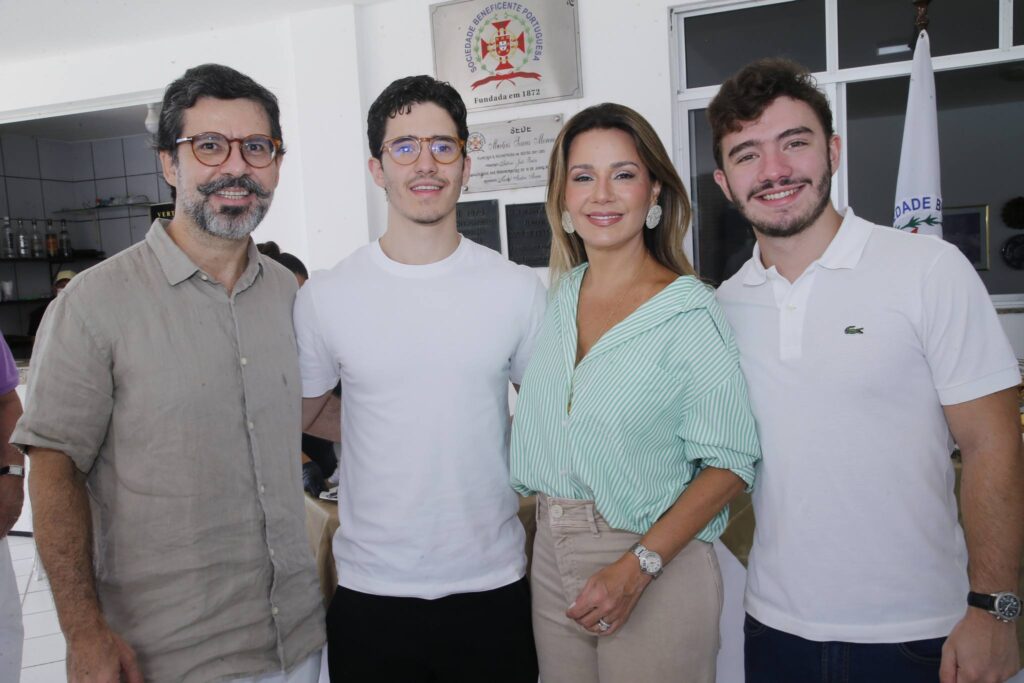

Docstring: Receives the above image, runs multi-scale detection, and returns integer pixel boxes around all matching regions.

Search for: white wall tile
[126,174,158,204]
[158,176,173,203]
[91,138,124,179]
[16,262,52,300]
[1,134,40,178]
[19,660,68,683]
[73,180,96,210]
[41,181,75,218]
[123,134,158,176]
[130,214,151,244]
[21,631,66,667]
[93,176,127,207]
[21,589,56,616]
[69,142,94,182]
[69,219,101,252]
[37,139,74,181]
[6,178,45,218]
[99,217,132,256]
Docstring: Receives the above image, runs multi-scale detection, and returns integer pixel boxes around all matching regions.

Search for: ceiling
[0,104,153,142]
[0,0,364,141]
[0,0,356,64]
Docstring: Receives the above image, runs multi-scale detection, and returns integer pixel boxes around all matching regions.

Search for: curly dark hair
[366,75,468,160]
[707,58,833,169]
[155,63,285,162]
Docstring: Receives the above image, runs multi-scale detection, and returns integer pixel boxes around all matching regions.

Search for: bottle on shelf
[30,220,45,258]
[15,220,30,259]
[1,217,14,259]
[59,220,73,259]
[45,219,59,258]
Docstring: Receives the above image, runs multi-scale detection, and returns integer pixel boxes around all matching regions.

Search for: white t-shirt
[717,209,1021,643]
[294,237,547,599]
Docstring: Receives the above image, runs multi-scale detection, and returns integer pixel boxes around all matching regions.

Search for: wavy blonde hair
[546,103,695,285]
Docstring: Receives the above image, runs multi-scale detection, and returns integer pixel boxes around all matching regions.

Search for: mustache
[197,175,271,199]
[746,176,812,201]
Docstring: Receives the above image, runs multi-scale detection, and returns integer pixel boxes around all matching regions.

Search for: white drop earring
[561,210,576,235]
[645,204,662,230]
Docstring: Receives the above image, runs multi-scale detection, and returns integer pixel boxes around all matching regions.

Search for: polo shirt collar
[742,207,870,286]
[146,218,263,289]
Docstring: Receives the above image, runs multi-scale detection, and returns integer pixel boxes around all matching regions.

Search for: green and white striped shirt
[510,264,761,539]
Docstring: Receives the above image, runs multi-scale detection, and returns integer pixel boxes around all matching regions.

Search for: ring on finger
[597,618,611,632]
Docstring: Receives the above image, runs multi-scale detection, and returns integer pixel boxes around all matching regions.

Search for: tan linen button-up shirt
[13,220,324,683]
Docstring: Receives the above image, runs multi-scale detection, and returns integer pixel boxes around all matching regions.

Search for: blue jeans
[744,613,945,683]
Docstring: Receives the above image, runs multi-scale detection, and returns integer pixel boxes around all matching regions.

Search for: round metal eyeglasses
[380,136,465,165]
[175,132,282,168]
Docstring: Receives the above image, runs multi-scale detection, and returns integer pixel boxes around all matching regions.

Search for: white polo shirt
[717,209,1020,643]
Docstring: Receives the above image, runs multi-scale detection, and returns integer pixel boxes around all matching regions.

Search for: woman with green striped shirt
[510,103,761,682]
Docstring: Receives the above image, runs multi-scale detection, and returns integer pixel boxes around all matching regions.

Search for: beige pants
[531,495,722,683]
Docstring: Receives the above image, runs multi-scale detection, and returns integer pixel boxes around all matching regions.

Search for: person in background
[295,75,546,682]
[258,240,338,497]
[0,335,24,679]
[27,269,76,336]
[13,64,324,683]
[509,103,761,683]
[710,58,1023,683]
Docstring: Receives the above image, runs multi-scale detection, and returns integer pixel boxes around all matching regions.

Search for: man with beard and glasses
[710,58,1023,683]
[294,75,545,681]
[12,64,324,683]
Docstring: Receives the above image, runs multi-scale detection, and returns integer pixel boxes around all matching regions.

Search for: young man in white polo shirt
[295,75,545,681]
[711,59,1023,683]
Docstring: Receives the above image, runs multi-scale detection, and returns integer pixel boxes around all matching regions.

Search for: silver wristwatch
[0,465,25,478]
[629,542,663,579]
[967,591,1022,623]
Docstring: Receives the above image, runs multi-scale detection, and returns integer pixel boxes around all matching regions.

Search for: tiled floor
[9,534,66,683]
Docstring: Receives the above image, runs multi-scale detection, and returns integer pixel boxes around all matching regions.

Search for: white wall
[0,0,696,272]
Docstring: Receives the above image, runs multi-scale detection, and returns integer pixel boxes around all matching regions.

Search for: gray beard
[179,173,273,241]
[186,197,269,240]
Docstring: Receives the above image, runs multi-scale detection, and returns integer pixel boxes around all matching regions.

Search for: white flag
[893,30,942,237]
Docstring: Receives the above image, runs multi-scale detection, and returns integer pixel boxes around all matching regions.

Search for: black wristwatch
[967,591,1022,623]
[0,465,25,478]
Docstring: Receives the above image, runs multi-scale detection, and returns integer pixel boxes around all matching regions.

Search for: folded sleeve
[11,293,113,473]
[677,371,761,490]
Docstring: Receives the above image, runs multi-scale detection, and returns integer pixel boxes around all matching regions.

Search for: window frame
[670,0,1024,302]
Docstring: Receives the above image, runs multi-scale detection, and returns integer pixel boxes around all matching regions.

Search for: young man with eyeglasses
[295,75,545,681]
[13,64,324,683]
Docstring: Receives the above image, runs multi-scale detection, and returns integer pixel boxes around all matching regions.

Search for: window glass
[1016,0,1024,46]
[683,0,825,90]
[687,109,754,286]
[838,0,1000,69]
[845,61,1024,294]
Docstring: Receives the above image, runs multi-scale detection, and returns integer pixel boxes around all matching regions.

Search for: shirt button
[549,504,564,519]
[200,274,209,281]
[248,421,255,430]
[240,357,248,366]
[271,606,279,616]
[269,549,275,557]
[259,484,266,494]
[786,304,796,311]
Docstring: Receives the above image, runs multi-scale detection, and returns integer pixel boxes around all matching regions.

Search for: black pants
[327,577,538,682]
